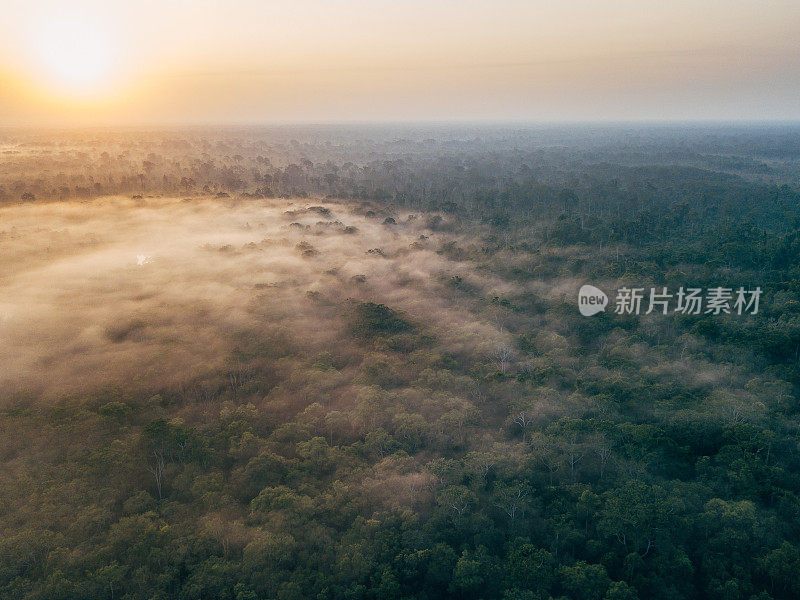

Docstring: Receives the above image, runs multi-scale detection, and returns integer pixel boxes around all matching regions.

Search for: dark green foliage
[350,302,413,339]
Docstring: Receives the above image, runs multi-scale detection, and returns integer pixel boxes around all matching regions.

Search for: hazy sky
[1,0,799,124]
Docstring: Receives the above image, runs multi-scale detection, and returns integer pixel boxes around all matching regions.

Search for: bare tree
[494,484,529,525]
[596,440,613,480]
[493,343,515,373]
[513,410,535,442]
[147,448,166,500]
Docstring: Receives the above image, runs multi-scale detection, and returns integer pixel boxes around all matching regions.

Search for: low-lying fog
[0,196,513,401]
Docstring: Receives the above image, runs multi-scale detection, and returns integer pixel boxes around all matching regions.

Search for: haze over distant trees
[1,125,799,600]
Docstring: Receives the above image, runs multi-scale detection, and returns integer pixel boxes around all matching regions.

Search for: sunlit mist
[23,11,120,101]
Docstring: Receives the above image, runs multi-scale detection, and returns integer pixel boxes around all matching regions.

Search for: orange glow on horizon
[1,0,799,124]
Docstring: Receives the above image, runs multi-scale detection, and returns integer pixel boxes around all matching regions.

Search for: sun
[32,14,117,96]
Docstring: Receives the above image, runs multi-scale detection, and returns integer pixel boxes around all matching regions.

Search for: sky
[1,0,799,125]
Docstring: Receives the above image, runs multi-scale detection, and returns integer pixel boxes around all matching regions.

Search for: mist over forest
[2,124,800,600]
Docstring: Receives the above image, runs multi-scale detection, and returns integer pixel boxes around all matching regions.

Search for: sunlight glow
[0,0,797,122]
[32,13,117,96]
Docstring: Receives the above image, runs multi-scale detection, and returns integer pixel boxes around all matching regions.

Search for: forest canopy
[1,125,799,600]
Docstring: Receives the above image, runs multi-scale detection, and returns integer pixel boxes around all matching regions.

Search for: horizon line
[2,118,800,131]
